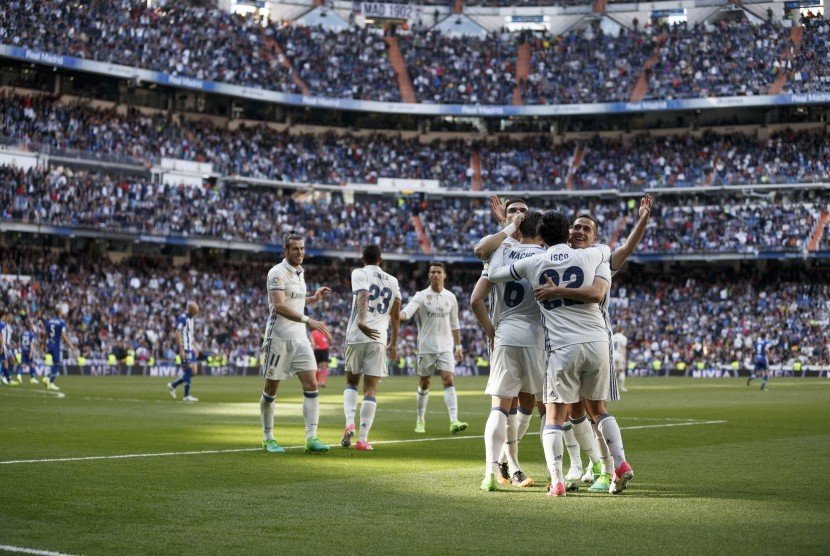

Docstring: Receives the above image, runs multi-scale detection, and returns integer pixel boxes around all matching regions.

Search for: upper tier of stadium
[2,0,828,112]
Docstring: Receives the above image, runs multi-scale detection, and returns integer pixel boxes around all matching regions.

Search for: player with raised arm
[474,210,545,491]
[400,262,468,435]
[259,233,333,455]
[41,307,74,391]
[341,244,402,451]
[0,311,20,386]
[491,211,634,497]
[534,196,652,493]
[167,301,200,402]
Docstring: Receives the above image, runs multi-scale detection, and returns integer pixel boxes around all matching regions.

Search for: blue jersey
[176,314,196,352]
[44,318,67,351]
[755,339,770,364]
[21,330,35,354]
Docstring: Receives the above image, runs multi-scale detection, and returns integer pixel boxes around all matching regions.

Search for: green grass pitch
[1,376,829,555]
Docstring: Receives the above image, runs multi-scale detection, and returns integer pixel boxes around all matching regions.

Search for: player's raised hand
[490,194,506,225]
[358,322,380,341]
[507,209,525,228]
[312,286,331,302]
[639,194,653,219]
[534,274,561,301]
[308,318,332,341]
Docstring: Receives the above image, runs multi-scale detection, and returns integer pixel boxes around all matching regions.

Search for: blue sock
[1,366,9,380]
[171,378,184,388]
[760,375,768,389]
[50,366,58,383]
[183,370,192,397]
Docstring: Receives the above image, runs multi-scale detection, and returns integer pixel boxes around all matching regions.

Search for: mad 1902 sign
[355,2,414,20]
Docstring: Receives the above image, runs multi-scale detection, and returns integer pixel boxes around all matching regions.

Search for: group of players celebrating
[255,194,653,498]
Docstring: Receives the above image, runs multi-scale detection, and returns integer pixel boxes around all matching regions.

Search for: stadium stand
[3,2,827,105]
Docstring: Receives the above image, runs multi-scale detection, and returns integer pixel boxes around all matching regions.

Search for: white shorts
[485,345,544,398]
[613,358,626,372]
[543,341,611,404]
[345,343,388,377]
[260,338,316,381]
[417,352,454,377]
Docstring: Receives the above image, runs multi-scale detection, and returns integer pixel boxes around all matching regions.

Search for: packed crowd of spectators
[523,24,652,105]
[399,30,518,105]
[0,245,485,373]
[784,13,830,94]
[275,24,400,101]
[572,130,830,189]
[478,136,573,190]
[3,161,825,257]
[5,93,830,193]
[0,93,472,187]
[611,266,830,370]
[4,2,829,105]
[0,165,425,252]
[1,0,295,91]
[646,19,789,99]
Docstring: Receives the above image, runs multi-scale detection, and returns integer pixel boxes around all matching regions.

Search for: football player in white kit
[341,244,402,451]
[400,262,468,435]
[490,211,634,497]
[534,196,652,493]
[475,209,545,491]
[259,233,333,455]
[612,327,628,393]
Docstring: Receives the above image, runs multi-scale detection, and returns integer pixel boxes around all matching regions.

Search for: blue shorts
[182,350,197,364]
[47,346,61,365]
[754,360,768,372]
[21,351,32,364]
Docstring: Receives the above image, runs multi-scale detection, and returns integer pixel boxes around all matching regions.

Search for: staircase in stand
[512,41,531,106]
[385,36,417,103]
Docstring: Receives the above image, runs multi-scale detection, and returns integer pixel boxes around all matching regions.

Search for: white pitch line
[0,544,78,556]
[0,419,726,466]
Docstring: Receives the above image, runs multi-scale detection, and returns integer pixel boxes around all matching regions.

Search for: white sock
[260,392,275,441]
[443,386,459,422]
[343,386,358,427]
[618,372,626,389]
[597,415,627,469]
[592,421,614,474]
[416,387,429,421]
[542,425,564,484]
[484,408,508,477]
[562,421,582,470]
[572,416,601,465]
[358,397,377,442]
[516,407,533,440]
[302,391,319,439]
[504,410,520,475]
[539,409,546,447]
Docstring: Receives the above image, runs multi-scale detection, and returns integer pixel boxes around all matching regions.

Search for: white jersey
[346,265,402,345]
[611,332,628,360]
[493,243,611,350]
[488,241,545,349]
[402,287,459,354]
[263,259,308,341]
[1,323,12,352]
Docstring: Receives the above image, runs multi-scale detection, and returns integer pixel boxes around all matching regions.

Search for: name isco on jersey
[548,253,571,262]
